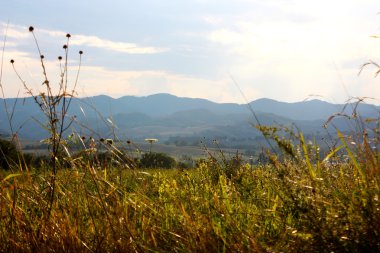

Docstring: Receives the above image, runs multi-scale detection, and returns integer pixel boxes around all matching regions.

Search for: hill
[0,94,378,148]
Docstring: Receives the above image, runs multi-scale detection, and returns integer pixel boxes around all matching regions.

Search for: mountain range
[0,93,379,149]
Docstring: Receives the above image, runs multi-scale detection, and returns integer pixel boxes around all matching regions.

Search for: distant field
[22,140,252,160]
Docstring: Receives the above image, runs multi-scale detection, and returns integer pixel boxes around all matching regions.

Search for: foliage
[0,139,51,170]
[0,138,20,170]
[177,155,195,169]
[139,152,176,169]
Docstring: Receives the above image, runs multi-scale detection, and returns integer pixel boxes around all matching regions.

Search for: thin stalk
[0,21,16,136]
[229,74,277,155]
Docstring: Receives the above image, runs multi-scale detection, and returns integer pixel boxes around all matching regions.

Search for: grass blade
[1,173,21,183]
[300,133,316,179]
[337,129,366,180]
[322,145,343,163]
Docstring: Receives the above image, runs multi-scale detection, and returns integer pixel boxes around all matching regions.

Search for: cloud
[69,35,169,54]
[0,22,169,55]
[202,16,224,26]
[0,23,29,39]
[76,66,241,103]
[200,0,380,103]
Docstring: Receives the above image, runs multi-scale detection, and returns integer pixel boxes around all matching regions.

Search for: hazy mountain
[0,93,378,143]
[249,98,378,121]
[74,93,243,117]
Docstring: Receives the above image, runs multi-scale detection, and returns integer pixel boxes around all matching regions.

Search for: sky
[0,0,379,104]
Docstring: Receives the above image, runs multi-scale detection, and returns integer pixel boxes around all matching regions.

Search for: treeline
[0,138,199,170]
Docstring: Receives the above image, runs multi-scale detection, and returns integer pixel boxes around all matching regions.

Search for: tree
[139,152,176,169]
[0,139,20,170]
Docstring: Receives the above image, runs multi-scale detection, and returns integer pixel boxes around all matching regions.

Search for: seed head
[66,33,71,38]
[63,44,68,49]
[10,59,14,64]
[79,50,83,55]
[40,55,44,59]
[58,56,62,60]
[28,26,34,32]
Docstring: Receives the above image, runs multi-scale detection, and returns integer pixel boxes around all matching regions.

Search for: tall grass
[0,142,378,252]
[0,26,379,252]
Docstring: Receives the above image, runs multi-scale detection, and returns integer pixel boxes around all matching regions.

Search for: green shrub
[0,138,20,170]
[139,152,176,169]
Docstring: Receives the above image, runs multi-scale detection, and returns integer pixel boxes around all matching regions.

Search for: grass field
[1,137,379,252]
[21,139,250,161]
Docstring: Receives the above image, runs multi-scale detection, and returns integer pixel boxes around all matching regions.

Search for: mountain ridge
[0,93,378,142]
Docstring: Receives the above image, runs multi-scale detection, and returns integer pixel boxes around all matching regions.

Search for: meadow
[0,26,379,252]
[0,137,379,252]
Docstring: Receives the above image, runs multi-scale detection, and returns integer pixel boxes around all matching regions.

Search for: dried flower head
[58,56,62,60]
[40,55,44,59]
[66,33,71,38]
[10,59,14,64]
[79,50,83,55]
[28,26,34,32]
[63,44,68,49]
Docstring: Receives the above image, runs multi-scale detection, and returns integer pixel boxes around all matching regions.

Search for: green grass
[0,151,379,252]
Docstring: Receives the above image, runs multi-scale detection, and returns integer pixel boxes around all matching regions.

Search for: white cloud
[0,23,29,39]
[203,16,224,26]
[202,0,380,103]
[70,35,169,54]
[0,22,169,55]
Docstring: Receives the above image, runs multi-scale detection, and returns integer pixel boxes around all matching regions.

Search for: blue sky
[0,0,379,104]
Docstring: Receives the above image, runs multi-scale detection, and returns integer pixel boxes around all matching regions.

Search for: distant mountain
[248,98,377,121]
[75,93,243,117]
[0,93,378,143]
